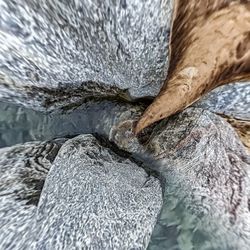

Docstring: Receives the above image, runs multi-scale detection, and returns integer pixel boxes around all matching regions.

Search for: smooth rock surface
[0,0,172,110]
[0,139,66,250]
[0,99,144,148]
[32,134,162,249]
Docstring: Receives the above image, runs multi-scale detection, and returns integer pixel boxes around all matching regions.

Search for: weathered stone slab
[0,0,172,110]
[95,106,250,249]
[32,134,162,249]
[0,134,162,249]
[145,109,250,250]
[0,78,248,148]
[0,99,249,249]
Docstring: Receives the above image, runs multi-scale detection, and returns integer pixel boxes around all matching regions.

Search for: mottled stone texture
[0,0,172,110]
[32,134,162,250]
[91,106,250,249]
[196,82,250,120]
[0,134,162,250]
[0,107,250,249]
[145,109,250,250]
[0,139,66,250]
[218,115,250,152]
[0,100,145,148]
[0,0,249,249]
[0,80,248,148]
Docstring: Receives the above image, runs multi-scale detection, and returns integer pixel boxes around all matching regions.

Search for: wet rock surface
[0,102,249,249]
[0,0,172,110]
[0,82,248,149]
[0,99,145,148]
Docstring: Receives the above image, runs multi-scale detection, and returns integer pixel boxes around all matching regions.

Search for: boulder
[32,134,162,249]
[196,82,250,121]
[145,109,250,250]
[0,0,172,110]
[0,134,162,249]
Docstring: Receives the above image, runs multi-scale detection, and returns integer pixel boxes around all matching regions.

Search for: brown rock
[135,0,250,134]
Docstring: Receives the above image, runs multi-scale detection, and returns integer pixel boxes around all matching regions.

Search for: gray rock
[0,0,249,118]
[0,97,249,249]
[0,134,162,249]
[0,139,66,250]
[0,78,248,147]
[32,134,162,249]
[76,106,250,249]
[0,100,144,148]
[145,109,250,250]
[82,105,250,249]
[0,0,172,110]
[196,82,250,120]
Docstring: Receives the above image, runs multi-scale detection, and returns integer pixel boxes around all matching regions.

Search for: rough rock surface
[196,82,250,120]
[0,139,66,250]
[0,81,248,148]
[0,1,249,249]
[0,100,144,148]
[0,0,172,110]
[83,105,250,249]
[0,134,162,249]
[220,115,250,151]
[32,134,162,249]
[145,109,250,250]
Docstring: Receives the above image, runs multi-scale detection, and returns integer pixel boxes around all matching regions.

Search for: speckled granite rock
[0,134,162,249]
[79,107,250,250]
[94,106,250,249]
[76,105,250,249]
[196,82,250,120]
[0,94,249,249]
[145,109,250,250]
[0,139,66,250]
[222,116,250,151]
[0,0,172,110]
[0,0,250,117]
[32,134,162,249]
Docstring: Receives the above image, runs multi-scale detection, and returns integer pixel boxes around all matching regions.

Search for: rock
[196,82,250,121]
[0,91,249,249]
[0,0,249,117]
[144,109,250,250]
[0,134,162,249]
[0,0,172,110]
[91,106,250,249]
[195,82,250,151]
[0,100,144,148]
[1,80,248,148]
[31,134,162,249]
[0,139,66,249]
[222,116,250,151]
